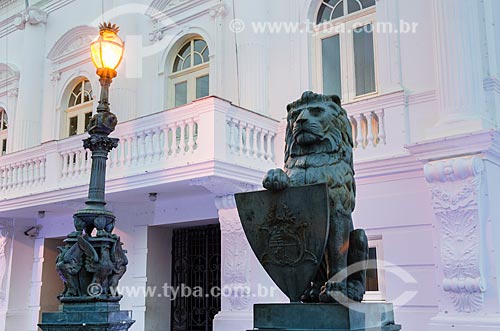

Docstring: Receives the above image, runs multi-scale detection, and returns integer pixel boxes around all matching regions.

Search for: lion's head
[284,91,353,166]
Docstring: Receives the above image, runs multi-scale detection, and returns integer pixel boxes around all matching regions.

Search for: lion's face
[288,102,338,146]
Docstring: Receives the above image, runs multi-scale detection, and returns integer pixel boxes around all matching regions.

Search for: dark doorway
[171,224,221,331]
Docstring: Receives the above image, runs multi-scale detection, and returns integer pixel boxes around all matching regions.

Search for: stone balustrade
[349,109,386,150]
[0,97,279,200]
[343,91,408,161]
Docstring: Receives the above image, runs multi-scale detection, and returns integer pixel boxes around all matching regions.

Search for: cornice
[343,90,405,115]
[406,130,500,166]
[353,153,424,183]
[147,0,212,20]
[0,159,265,214]
[0,0,77,38]
[13,6,47,30]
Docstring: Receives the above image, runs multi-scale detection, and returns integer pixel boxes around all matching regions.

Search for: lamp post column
[38,23,134,331]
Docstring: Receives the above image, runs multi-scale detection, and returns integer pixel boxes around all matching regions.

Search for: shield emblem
[235,183,329,302]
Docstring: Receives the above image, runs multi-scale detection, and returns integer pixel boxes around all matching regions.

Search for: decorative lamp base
[38,302,134,331]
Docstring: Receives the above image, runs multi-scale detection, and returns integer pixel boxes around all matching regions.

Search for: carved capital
[209,3,227,19]
[83,135,119,153]
[424,156,486,312]
[215,195,236,210]
[50,71,61,82]
[7,87,18,98]
[14,7,48,30]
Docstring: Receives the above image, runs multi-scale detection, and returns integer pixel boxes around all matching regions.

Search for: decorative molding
[0,0,77,38]
[190,176,260,197]
[6,88,18,98]
[0,220,13,306]
[47,25,98,63]
[209,2,227,19]
[146,0,211,19]
[147,0,222,40]
[218,207,251,311]
[424,156,486,313]
[484,77,500,94]
[13,6,47,30]
[407,90,437,106]
[0,0,16,10]
[343,90,405,116]
[215,195,236,210]
[407,130,500,166]
[354,154,423,183]
[0,63,19,88]
[50,71,61,83]
[0,63,19,99]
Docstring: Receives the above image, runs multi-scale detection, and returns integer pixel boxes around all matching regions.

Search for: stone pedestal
[248,303,401,331]
[38,302,134,331]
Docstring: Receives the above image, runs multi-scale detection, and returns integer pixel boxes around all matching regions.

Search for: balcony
[0,96,279,211]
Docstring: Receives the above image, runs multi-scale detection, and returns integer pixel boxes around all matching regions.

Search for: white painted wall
[0,0,499,331]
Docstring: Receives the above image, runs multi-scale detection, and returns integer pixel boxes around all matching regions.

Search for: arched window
[65,79,93,137]
[316,0,377,102]
[169,38,210,107]
[0,108,7,155]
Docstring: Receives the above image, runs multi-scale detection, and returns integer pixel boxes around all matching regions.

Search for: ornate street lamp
[39,23,134,331]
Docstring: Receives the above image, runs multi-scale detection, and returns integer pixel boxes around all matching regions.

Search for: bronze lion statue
[263,91,368,302]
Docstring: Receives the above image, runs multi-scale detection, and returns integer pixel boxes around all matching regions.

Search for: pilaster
[28,237,45,331]
[428,0,490,138]
[0,220,14,331]
[408,130,500,330]
[12,6,48,151]
[213,194,253,331]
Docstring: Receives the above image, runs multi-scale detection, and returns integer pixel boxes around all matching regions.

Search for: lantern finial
[98,22,120,34]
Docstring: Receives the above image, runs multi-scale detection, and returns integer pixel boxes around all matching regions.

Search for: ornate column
[424,158,487,312]
[421,152,500,330]
[213,194,253,331]
[429,0,488,137]
[0,221,13,331]
[12,7,47,151]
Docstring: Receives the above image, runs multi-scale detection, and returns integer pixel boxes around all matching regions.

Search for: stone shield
[235,183,329,302]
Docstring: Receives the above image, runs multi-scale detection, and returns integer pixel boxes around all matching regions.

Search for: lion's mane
[284,91,355,216]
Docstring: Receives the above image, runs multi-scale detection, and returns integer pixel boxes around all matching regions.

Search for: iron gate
[171,224,221,331]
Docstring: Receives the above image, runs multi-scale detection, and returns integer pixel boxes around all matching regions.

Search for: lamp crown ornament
[98,22,120,33]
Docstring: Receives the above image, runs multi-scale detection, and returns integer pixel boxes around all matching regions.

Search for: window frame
[64,79,94,138]
[363,236,386,302]
[168,38,210,108]
[314,5,378,103]
[0,109,7,156]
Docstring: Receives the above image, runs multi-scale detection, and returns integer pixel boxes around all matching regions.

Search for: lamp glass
[90,29,124,71]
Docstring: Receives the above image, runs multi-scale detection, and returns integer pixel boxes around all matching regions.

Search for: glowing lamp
[90,22,124,78]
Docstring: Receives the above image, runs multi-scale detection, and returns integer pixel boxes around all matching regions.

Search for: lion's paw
[319,281,347,303]
[347,280,365,302]
[262,168,290,191]
[300,282,321,303]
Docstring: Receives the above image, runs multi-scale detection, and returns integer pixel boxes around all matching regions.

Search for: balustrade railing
[0,149,46,192]
[0,97,279,199]
[349,109,386,150]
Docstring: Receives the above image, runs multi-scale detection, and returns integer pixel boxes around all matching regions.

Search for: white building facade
[0,0,500,330]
